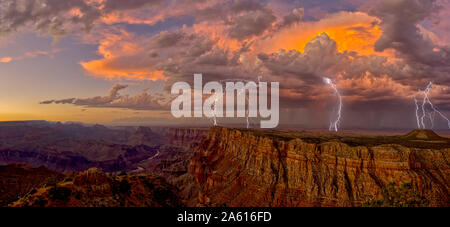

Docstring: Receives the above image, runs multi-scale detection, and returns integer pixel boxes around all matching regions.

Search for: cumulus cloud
[252,11,384,55]
[256,32,449,110]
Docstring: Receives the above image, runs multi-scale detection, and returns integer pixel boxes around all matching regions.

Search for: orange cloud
[101,11,163,25]
[69,8,84,18]
[254,11,392,57]
[0,49,62,63]
[80,11,398,82]
[0,57,12,63]
[80,28,165,81]
[21,49,63,59]
[81,59,165,80]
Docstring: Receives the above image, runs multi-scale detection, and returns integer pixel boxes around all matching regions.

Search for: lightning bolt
[414,82,450,129]
[414,97,421,128]
[323,77,342,132]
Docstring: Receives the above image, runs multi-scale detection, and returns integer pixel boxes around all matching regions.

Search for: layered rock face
[164,128,208,147]
[188,127,450,207]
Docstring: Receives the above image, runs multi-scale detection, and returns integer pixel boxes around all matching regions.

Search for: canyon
[0,121,207,173]
[0,121,448,207]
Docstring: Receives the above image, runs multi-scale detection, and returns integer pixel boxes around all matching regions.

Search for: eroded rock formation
[11,168,183,207]
[188,127,450,206]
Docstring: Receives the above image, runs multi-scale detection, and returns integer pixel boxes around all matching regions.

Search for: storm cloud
[6,0,447,129]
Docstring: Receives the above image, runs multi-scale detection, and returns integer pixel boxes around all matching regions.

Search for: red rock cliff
[188,127,450,207]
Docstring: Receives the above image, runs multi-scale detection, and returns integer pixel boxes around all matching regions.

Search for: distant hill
[402,129,445,140]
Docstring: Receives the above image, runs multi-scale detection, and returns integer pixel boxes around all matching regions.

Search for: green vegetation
[363,183,429,207]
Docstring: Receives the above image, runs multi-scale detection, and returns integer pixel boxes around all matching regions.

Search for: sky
[1,0,450,129]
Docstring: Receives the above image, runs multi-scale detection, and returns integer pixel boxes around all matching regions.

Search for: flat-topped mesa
[188,127,450,207]
[402,129,446,140]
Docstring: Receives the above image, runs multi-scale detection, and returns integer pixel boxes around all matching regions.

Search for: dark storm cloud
[195,0,265,21]
[153,31,256,87]
[25,0,450,128]
[0,0,164,37]
[256,33,429,109]
[279,8,304,28]
[370,0,450,67]
[226,7,276,40]
[194,49,230,66]
[257,33,344,86]
[152,30,186,48]
[194,0,277,40]
[258,1,450,111]
[231,0,266,12]
[103,0,164,11]
[0,0,101,36]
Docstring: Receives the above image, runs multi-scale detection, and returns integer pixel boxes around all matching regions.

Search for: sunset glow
[0,0,449,129]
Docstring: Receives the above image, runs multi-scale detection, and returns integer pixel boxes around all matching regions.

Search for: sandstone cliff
[164,128,208,147]
[188,127,450,207]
